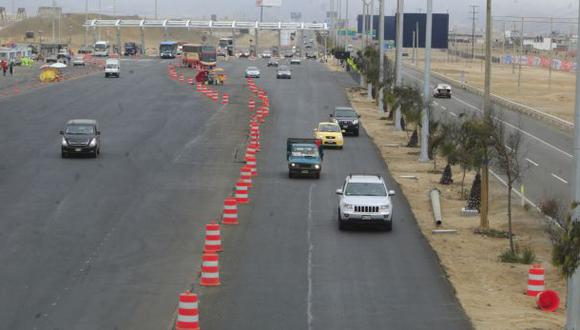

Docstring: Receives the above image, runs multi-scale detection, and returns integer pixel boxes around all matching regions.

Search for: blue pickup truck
[287,138,324,179]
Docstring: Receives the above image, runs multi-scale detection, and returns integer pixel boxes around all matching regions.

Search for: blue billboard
[356,13,449,49]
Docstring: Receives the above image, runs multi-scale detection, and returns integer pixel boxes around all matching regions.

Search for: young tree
[393,85,422,145]
[487,114,526,254]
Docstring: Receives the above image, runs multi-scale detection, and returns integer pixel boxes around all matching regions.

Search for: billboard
[256,0,282,7]
[356,13,449,49]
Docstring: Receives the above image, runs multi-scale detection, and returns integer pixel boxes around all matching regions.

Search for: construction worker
[9,59,14,76]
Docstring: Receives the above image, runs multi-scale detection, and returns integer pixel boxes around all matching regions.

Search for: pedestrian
[9,59,14,76]
[1,60,7,76]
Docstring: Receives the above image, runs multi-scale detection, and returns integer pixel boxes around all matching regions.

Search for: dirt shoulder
[344,83,567,329]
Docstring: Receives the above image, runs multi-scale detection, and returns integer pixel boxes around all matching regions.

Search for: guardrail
[83,19,328,31]
[404,63,574,132]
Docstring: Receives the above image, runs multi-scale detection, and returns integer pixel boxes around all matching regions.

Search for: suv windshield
[279,66,289,71]
[344,182,387,196]
[66,125,95,135]
[335,110,357,117]
[247,67,258,71]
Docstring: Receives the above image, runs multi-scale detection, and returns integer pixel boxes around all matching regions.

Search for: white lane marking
[403,70,574,159]
[449,112,458,118]
[433,101,439,106]
[526,158,539,167]
[505,145,512,151]
[307,184,315,330]
[440,105,447,110]
[551,173,569,184]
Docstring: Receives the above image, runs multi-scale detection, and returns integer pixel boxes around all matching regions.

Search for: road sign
[256,0,282,7]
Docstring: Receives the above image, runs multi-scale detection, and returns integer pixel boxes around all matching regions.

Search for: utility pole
[480,0,492,229]
[517,17,524,92]
[549,17,553,91]
[469,5,479,60]
[361,0,368,88]
[394,0,404,130]
[378,0,385,115]
[155,0,158,19]
[567,1,580,328]
[419,0,432,162]
[84,0,88,47]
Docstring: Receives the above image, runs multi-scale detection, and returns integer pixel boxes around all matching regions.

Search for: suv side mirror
[388,190,396,196]
[329,114,333,117]
[59,130,64,135]
[336,189,343,195]
[357,114,361,118]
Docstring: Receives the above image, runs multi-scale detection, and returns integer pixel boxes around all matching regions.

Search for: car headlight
[352,119,359,125]
[89,138,97,147]
[314,164,320,169]
[291,163,296,167]
[343,204,354,211]
[379,204,391,212]
[61,137,68,146]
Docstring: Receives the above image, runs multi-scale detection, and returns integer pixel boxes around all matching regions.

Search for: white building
[523,37,556,51]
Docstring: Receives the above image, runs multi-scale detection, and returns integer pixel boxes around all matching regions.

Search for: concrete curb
[404,64,574,132]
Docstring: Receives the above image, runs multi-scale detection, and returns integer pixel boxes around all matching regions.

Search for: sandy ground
[342,65,567,328]
[401,50,576,123]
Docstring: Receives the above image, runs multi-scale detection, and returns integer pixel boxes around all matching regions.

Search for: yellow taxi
[314,122,344,149]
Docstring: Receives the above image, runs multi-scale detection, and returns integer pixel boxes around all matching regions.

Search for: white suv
[336,174,395,231]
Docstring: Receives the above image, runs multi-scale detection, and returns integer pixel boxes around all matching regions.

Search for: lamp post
[394,0,404,130]
[418,0,432,162]
[378,0,384,115]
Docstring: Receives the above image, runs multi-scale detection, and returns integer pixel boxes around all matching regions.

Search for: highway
[0,58,250,329]
[401,66,572,210]
[201,58,470,329]
[0,56,471,329]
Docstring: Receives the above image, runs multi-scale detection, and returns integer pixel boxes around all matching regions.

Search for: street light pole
[84,0,88,47]
[418,0,432,162]
[394,0,404,130]
[480,0,492,229]
[378,0,385,115]
[567,1,580,327]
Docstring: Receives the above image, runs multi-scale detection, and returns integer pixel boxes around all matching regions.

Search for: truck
[124,42,139,56]
[218,37,234,56]
[159,41,178,59]
[104,58,120,78]
[182,44,201,67]
[94,41,110,57]
[286,138,324,179]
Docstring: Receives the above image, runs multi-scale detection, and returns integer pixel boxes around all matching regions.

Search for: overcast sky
[2,0,578,31]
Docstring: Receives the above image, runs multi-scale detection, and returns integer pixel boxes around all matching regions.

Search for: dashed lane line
[526,158,539,167]
[551,173,569,184]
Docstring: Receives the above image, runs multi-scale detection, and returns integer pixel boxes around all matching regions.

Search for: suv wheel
[338,211,346,230]
[383,222,392,231]
[61,151,67,158]
[353,129,360,137]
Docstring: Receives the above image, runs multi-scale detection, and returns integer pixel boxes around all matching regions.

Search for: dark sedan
[60,119,101,158]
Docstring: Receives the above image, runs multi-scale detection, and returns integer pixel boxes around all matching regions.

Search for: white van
[105,58,120,78]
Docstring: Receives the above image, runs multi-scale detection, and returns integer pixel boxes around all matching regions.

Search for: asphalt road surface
[402,66,572,211]
[0,58,252,329]
[201,58,471,329]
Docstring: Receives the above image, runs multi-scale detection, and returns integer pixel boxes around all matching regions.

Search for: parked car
[336,174,396,231]
[60,119,101,158]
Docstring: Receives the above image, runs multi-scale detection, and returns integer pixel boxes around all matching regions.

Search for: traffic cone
[203,222,222,253]
[235,180,251,204]
[248,98,255,110]
[175,292,200,330]
[245,155,258,176]
[240,167,253,188]
[222,197,239,225]
[527,264,545,296]
[200,253,221,286]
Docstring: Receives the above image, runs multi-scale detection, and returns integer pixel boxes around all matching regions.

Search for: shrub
[498,245,537,264]
[539,198,561,219]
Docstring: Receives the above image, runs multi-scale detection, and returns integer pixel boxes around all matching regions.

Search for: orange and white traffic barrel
[240,166,253,187]
[245,156,257,176]
[175,292,199,330]
[222,197,239,225]
[527,264,545,296]
[200,253,221,286]
[222,93,229,105]
[203,222,222,253]
[248,98,255,110]
[235,181,250,204]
